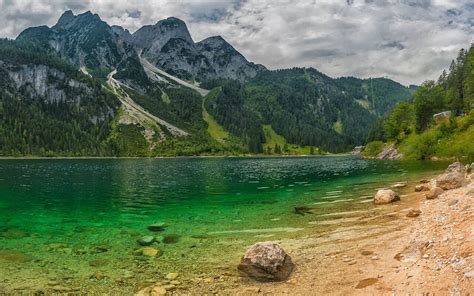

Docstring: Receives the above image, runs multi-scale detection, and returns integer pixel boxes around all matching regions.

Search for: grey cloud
[0,0,472,85]
[382,41,405,50]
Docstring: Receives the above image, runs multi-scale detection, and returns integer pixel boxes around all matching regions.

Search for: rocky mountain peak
[56,10,74,27]
[53,10,102,29]
[133,16,193,52]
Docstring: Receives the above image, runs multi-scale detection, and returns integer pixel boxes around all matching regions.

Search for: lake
[0,156,447,293]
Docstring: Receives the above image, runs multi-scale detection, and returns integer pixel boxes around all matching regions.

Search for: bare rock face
[238,242,294,282]
[376,144,403,160]
[436,162,467,190]
[374,189,400,205]
[425,187,444,200]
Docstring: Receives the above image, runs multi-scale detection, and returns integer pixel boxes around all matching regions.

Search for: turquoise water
[0,156,447,293]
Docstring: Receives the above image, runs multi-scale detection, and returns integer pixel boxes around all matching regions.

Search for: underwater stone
[163,234,180,244]
[137,235,155,246]
[147,222,167,232]
[238,241,294,281]
[0,229,30,239]
[141,247,160,257]
[165,272,179,280]
[406,209,421,217]
[374,189,400,205]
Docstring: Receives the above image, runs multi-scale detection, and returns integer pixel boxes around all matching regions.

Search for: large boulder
[436,162,467,190]
[374,189,400,205]
[425,187,444,200]
[238,242,294,281]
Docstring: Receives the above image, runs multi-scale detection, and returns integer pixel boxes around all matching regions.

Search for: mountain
[0,40,119,156]
[133,17,265,82]
[336,77,416,115]
[17,10,136,70]
[205,68,378,153]
[0,10,416,157]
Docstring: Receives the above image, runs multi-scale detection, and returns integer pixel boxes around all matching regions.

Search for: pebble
[147,222,167,232]
[422,254,429,259]
[151,286,167,296]
[137,236,155,246]
[165,272,179,280]
[464,270,474,278]
[448,200,459,206]
[141,247,160,257]
[371,256,379,260]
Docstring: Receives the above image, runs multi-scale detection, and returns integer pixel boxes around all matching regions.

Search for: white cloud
[0,0,472,85]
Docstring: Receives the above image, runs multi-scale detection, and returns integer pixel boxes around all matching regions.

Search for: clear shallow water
[0,157,447,292]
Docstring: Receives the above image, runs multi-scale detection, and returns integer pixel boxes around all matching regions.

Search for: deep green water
[0,156,448,292]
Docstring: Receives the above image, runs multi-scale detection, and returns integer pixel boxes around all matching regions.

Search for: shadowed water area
[0,157,448,293]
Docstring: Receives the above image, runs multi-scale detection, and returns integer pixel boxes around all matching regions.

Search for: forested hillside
[0,40,119,156]
[204,68,414,153]
[366,45,474,161]
[0,10,417,157]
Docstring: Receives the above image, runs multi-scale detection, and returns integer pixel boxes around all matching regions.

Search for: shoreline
[0,154,353,160]
[174,164,474,295]
[0,162,469,295]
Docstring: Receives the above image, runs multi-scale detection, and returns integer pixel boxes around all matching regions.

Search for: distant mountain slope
[205,68,378,153]
[17,10,135,69]
[0,40,119,156]
[132,17,265,81]
[336,77,415,115]
[0,10,416,156]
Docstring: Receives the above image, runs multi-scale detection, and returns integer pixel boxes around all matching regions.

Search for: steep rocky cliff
[132,17,265,81]
[17,10,136,69]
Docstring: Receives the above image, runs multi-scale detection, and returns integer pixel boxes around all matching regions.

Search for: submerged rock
[137,236,155,246]
[147,222,167,232]
[355,278,378,289]
[294,206,313,215]
[163,234,180,244]
[436,162,467,190]
[238,241,294,281]
[136,285,167,296]
[415,184,430,192]
[141,247,161,257]
[0,250,34,263]
[374,189,400,205]
[0,229,30,239]
[165,272,179,280]
[425,187,444,200]
[406,209,421,217]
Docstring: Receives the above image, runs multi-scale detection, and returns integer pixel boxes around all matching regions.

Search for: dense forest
[365,45,474,161]
[204,68,414,153]
[0,39,119,156]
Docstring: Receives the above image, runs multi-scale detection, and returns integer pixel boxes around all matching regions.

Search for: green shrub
[363,141,384,156]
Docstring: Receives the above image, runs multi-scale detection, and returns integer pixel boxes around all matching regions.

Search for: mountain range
[0,10,415,156]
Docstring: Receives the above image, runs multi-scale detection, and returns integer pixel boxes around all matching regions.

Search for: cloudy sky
[0,0,472,85]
